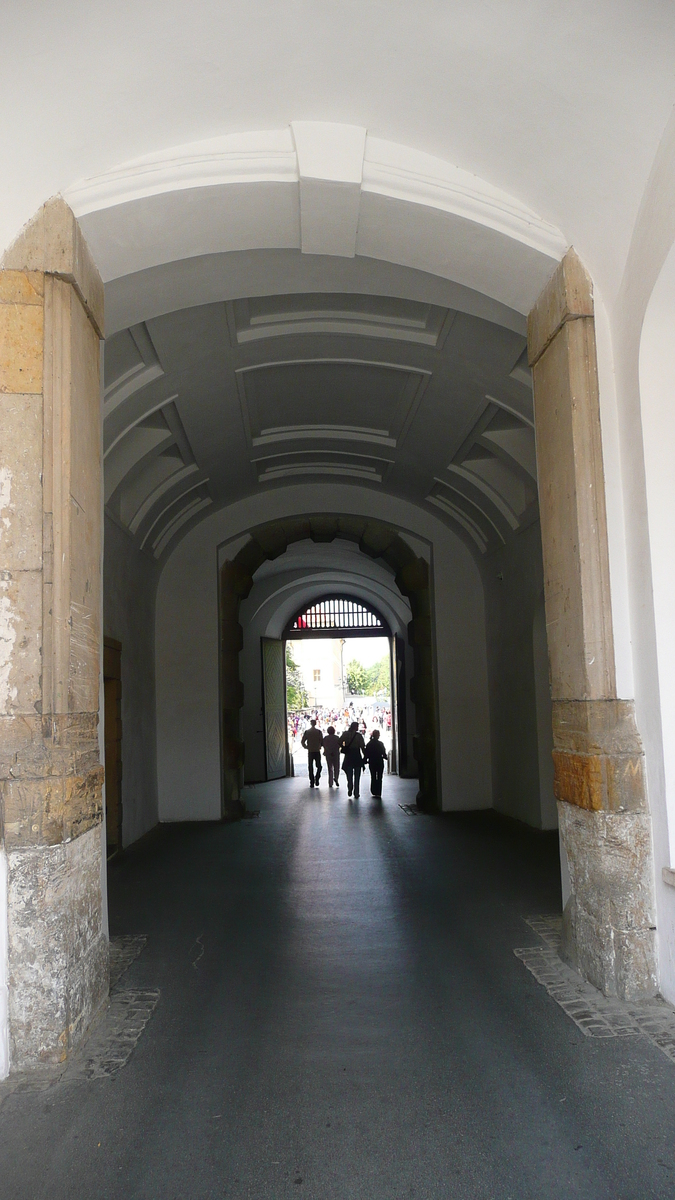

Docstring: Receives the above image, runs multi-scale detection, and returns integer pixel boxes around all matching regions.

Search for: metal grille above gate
[287,596,388,636]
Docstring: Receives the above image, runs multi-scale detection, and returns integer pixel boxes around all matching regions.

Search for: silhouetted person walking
[302,719,323,787]
[364,729,387,798]
[323,726,341,787]
[340,721,366,799]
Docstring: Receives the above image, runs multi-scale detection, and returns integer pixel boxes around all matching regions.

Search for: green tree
[367,656,390,696]
[286,644,308,711]
[346,659,370,695]
[346,656,390,696]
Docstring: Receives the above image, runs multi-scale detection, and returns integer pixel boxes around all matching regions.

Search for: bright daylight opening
[286,635,393,770]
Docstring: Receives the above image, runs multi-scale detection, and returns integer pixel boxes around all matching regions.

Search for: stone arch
[219,514,436,814]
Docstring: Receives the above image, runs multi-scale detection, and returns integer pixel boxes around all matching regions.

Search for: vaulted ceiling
[103,277,536,560]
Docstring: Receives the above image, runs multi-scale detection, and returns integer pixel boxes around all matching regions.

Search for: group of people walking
[300,719,388,799]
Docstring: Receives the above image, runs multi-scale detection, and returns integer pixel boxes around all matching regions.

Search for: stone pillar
[0,198,108,1069]
[528,249,657,999]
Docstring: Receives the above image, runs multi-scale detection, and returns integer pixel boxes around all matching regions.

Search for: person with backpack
[363,729,387,798]
[339,721,366,799]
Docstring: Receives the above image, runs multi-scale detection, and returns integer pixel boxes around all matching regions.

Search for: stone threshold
[515,915,675,1061]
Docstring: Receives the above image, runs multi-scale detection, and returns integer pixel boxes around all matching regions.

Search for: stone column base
[7,825,108,1070]
[552,700,658,1001]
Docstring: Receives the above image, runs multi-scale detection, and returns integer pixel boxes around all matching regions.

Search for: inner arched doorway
[219,514,438,814]
[270,593,398,784]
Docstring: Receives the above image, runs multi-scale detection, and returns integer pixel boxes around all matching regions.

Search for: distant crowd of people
[288,705,391,746]
[299,717,388,799]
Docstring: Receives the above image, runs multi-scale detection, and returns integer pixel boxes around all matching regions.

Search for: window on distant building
[313,669,321,682]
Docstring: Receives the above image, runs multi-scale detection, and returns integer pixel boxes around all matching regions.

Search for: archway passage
[282,594,397,783]
[0,171,666,1089]
[220,515,437,814]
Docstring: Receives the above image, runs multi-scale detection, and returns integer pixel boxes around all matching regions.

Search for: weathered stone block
[527,247,594,367]
[7,825,108,1069]
[0,296,43,395]
[336,515,367,542]
[552,699,642,755]
[553,749,646,813]
[360,521,397,557]
[0,271,44,307]
[558,802,657,999]
[253,528,287,560]
[309,516,339,542]
[0,567,42,716]
[2,198,104,338]
[2,765,103,848]
[0,393,43,572]
[551,700,647,814]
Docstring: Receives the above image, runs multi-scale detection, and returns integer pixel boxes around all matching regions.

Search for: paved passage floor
[2,776,675,1199]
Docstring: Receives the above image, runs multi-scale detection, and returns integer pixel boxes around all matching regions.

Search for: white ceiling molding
[152,495,213,559]
[103,321,164,417]
[104,394,179,459]
[228,293,455,347]
[128,463,200,535]
[64,129,298,214]
[425,493,489,554]
[257,462,385,484]
[362,138,566,261]
[141,478,212,552]
[253,448,394,486]
[66,124,566,315]
[291,122,366,257]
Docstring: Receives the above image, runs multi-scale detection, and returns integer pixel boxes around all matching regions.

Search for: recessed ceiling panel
[103,322,164,415]
[253,447,393,485]
[230,293,454,347]
[237,358,429,449]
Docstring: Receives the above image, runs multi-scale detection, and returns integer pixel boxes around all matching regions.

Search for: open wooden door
[394,633,408,776]
[261,637,287,780]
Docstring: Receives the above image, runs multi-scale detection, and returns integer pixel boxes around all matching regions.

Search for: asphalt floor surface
[1,774,675,1199]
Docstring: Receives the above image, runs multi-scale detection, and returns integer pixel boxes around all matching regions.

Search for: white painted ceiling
[5,3,674,562]
[3,2,675,300]
[103,272,535,559]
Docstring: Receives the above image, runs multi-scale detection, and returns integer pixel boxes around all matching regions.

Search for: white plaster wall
[611,106,675,1003]
[156,486,492,820]
[533,596,557,832]
[639,245,675,854]
[638,241,675,997]
[0,849,9,1079]
[155,534,221,821]
[431,529,491,811]
[104,516,161,845]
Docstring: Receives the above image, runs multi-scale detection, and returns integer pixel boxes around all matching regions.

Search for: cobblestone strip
[524,914,562,950]
[514,946,638,1037]
[109,934,148,989]
[0,936,156,1103]
[516,915,675,1062]
[62,988,160,1080]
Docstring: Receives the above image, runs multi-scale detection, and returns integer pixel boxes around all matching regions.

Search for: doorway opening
[261,595,399,784]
